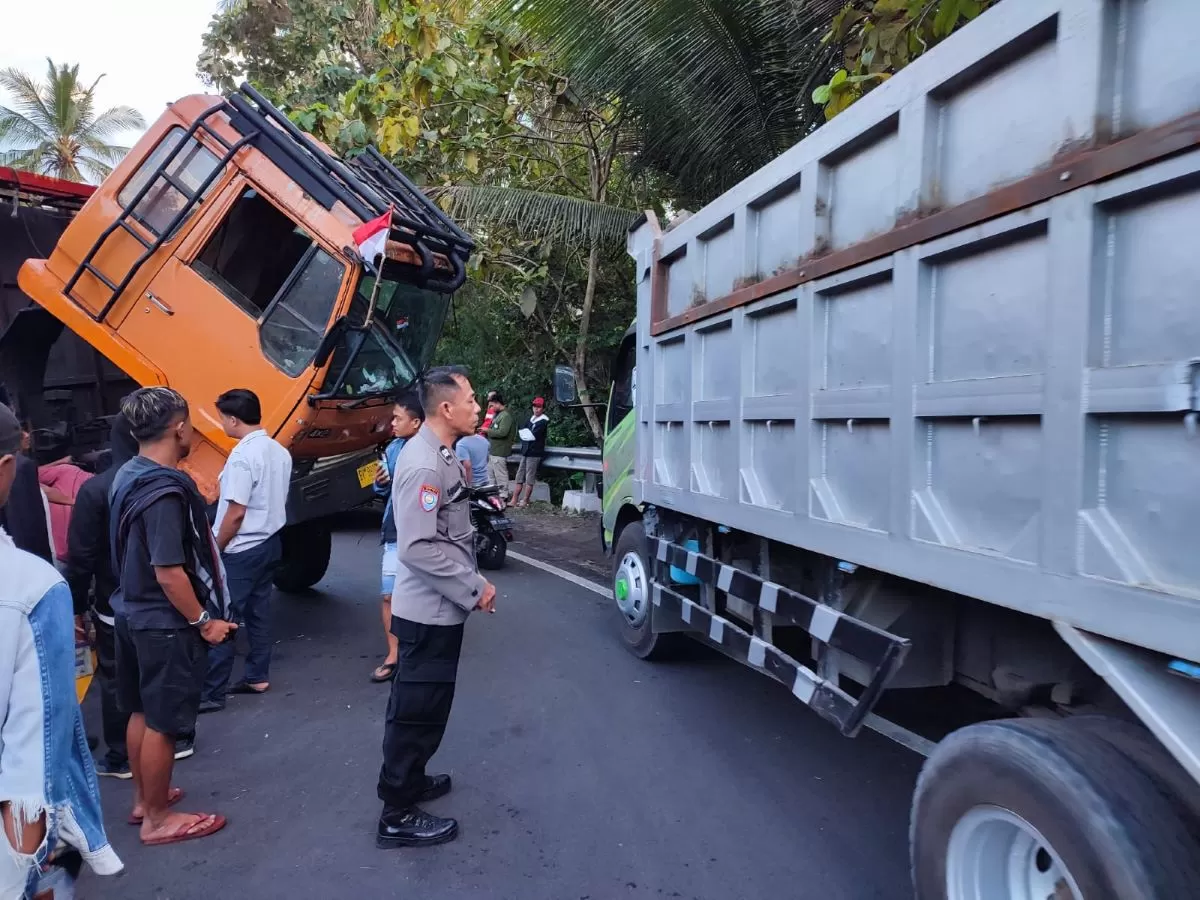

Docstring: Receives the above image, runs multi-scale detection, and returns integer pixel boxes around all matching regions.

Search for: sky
[1,0,222,148]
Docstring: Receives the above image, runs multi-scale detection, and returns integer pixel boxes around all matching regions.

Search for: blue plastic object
[670,539,701,585]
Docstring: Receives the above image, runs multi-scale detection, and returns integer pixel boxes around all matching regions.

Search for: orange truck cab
[7,84,473,589]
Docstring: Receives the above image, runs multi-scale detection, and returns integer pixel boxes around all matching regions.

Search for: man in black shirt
[513,396,549,508]
[65,415,139,778]
[110,387,236,847]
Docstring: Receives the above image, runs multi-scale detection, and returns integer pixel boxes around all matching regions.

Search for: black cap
[0,402,20,456]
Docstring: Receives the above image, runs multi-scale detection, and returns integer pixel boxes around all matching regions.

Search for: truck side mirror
[553,365,578,404]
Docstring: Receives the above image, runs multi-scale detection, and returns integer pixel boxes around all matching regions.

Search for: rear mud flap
[650,538,910,737]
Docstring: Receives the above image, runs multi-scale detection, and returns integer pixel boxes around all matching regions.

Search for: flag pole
[362,206,393,329]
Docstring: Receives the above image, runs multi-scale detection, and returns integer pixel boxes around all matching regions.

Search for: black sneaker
[95,760,132,780]
[376,806,458,848]
[198,699,225,715]
[174,736,195,760]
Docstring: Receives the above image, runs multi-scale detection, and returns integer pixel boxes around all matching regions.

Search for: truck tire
[612,521,681,660]
[911,718,1200,900]
[273,521,332,592]
[1065,715,1200,842]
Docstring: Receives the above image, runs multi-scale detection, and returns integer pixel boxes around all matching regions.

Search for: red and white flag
[352,208,392,270]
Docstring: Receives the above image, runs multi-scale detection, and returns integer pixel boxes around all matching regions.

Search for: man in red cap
[513,397,549,508]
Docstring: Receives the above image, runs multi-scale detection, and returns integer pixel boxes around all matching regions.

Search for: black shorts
[115,617,208,737]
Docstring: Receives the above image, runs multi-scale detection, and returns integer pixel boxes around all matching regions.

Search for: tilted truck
[556,1,1200,896]
[3,84,473,589]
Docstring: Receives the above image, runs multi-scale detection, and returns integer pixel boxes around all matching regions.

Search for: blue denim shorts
[381,542,398,597]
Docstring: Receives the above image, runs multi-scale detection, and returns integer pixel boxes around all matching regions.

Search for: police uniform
[378,424,487,815]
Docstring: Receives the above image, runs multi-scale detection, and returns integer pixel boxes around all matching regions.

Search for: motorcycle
[471,484,513,570]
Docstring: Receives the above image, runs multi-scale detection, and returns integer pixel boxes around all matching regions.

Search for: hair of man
[393,389,425,422]
[418,366,469,414]
[121,387,190,444]
[215,389,262,425]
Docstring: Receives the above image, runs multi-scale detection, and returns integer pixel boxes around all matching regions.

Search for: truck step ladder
[63,102,258,323]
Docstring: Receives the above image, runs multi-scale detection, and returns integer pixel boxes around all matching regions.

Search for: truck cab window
[193,187,344,376]
[608,337,636,431]
[259,248,345,376]
[118,126,221,238]
[193,188,313,319]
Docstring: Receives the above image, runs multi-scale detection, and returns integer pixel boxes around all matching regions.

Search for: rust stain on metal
[650,109,1200,338]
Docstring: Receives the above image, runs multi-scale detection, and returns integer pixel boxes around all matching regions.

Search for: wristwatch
[189,610,211,628]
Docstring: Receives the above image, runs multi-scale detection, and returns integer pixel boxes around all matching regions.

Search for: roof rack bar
[237,84,393,214]
[226,93,373,222]
[362,146,474,247]
[236,84,472,253]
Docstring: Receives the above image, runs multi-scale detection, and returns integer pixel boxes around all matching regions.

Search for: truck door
[115,178,347,480]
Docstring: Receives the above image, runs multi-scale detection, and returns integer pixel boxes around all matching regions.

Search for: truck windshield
[321,267,450,398]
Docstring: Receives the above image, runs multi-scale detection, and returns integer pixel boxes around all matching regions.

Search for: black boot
[376,806,458,848]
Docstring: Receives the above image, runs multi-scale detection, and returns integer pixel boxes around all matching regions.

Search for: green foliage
[813,0,997,119]
[0,58,145,182]
[492,0,842,205]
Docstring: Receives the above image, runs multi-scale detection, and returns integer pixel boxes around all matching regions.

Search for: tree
[812,0,998,119]
[492,0,844,206]
[0,58,145,182]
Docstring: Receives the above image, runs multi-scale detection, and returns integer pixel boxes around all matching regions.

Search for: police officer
[377,366,497,849]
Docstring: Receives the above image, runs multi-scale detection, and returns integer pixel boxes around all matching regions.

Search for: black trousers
[377,616,465,812]
[91,614,129,767]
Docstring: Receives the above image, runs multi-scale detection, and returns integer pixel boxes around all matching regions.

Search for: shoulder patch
[419,483,440,512]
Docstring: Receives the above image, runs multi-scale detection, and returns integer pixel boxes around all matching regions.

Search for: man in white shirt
[199,389,292,712]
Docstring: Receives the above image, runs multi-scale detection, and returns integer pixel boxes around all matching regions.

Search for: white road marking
[508,550,613,599]
[507,549,934,757]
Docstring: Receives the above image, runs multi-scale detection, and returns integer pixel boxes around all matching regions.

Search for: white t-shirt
[214,429,293,554]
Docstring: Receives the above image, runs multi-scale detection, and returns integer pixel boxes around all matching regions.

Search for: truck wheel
[911,718,1200,900]
[1065,715,1200,840]
[612,522,681,660]
[273,522,332,592]
[477,533,507,570]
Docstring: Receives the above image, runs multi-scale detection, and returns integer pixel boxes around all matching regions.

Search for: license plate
[356,460,380,489]
[489,517,513,530]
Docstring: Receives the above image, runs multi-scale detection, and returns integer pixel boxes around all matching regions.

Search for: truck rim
[945,806,1082,900]
[615,551,649,627]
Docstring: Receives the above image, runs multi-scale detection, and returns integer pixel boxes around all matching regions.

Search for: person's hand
[476,581,497,613]
[375,465,391,488]
[74,615,88,645]
[200,619,238,646]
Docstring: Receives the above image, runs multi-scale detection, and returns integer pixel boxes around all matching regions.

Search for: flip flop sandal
[141,813,227,847]
[229,681,269,695]
[128,787,186,825]
[370,662,397,683]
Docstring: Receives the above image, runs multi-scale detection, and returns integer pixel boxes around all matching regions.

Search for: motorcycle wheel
[478,532,508,570]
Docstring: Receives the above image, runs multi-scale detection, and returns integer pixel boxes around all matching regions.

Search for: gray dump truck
[557,1,1200,896]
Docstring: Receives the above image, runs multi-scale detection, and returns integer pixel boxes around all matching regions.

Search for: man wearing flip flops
[109,387,237,847]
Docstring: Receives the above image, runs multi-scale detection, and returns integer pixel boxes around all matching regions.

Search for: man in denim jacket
[0,402,123,899]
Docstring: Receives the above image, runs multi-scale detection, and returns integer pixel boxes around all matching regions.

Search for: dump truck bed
[627,0,1200,664]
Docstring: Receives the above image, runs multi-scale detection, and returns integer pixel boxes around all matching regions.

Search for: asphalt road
[79,517,922,900]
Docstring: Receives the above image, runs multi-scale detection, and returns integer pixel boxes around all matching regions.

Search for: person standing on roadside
[513,396,549,508]
[478,390,498,434]
[484,392,515,497]
[0,427,53,563]
[376,366,496,849]
[110,387,237,847]
[0,401,124,900]
[64,414,140,779]
[199,390,292,712]
[455,431,490,489]
[370,391,425,684]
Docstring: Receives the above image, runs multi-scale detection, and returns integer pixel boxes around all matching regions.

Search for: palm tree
[492,0,845,206]
[0,58,145,183]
